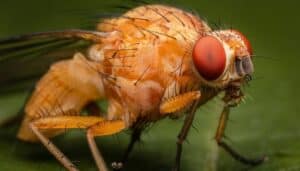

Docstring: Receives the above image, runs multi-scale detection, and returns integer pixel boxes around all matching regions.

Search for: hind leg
[30,116,125,171]
[29,123,79,171]
[87,120,125,171]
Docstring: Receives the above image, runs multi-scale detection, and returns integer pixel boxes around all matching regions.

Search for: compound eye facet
[192,36,226,81]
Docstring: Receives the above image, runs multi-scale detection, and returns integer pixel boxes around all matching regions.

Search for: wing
[0,29,108,93]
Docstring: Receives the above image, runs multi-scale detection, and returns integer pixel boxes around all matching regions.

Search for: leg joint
[214,135,222,144]
[176,138,184,145]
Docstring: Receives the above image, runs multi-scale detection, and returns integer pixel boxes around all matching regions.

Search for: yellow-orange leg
[215,106,267,165]
[87,120,125,171]
[30,116,125,171]
[29,123,78,171]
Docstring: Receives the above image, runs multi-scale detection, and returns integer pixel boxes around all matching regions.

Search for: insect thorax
[88,5,213,125]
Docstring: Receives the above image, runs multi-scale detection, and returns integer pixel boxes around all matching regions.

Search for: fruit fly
[0,4,266,171]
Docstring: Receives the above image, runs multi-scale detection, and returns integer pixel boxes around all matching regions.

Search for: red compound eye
[231,30,253,55]
[193,36,226,81]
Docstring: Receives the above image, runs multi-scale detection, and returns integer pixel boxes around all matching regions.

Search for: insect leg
[112,127,143,171]
[30,116,121,171]
[215,106,267,165]
[29,123,79,171]
[87,120,126,171]
[173,100,200,171]
[122,128,142,164]
[160,91,201,114]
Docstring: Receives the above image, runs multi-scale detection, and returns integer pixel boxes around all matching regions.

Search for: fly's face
[192,29,253,88]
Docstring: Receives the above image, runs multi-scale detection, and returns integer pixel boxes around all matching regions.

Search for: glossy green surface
[0,0,299,171]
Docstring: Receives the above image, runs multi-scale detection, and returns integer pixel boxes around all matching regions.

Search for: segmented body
[18,5,218,141]
[18,54,104,141]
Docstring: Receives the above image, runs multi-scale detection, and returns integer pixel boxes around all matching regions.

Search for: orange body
[17,5,218,142]
[8,4,262,170]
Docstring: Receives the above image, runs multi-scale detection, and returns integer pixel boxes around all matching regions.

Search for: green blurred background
[0,0,299,171]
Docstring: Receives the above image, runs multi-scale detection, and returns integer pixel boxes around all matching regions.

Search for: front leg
[215,105,267,165]
[215,86,267,165]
